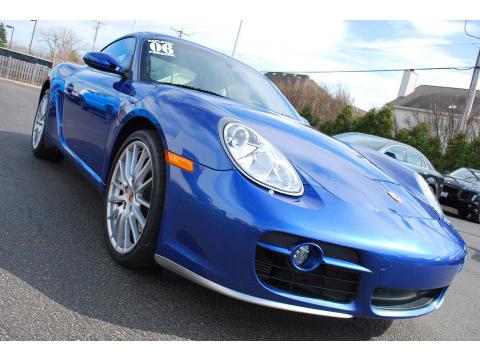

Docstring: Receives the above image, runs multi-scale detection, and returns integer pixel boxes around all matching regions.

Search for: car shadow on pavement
[468,247,480,264]
[0,130,393,340]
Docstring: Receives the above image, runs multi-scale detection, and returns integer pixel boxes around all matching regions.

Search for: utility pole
[91,21,105,51]
[170,26,192,39]
[6,25,14,50]
[28,20,37,54]
[460,48,480,132]
[231,20,243,58]
[132,21,137,32]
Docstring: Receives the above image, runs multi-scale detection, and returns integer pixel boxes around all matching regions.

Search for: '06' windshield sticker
[148,40,175,57]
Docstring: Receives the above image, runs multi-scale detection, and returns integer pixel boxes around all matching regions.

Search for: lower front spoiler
[154,254,452,319]
[154,255,352,319]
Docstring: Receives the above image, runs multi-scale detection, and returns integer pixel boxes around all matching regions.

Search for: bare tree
[397,95,480,152]
[38,27,84,65]
[266,73,354,122]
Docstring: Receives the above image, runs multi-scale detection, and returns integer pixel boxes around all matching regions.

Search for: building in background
[392,70,480,130]
[391,70,480,147]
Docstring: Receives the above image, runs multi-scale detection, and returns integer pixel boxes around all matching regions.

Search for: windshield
[450,168,480,184]
[139,38,299,120]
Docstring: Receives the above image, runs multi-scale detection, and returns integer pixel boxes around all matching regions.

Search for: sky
[2,19,480,110]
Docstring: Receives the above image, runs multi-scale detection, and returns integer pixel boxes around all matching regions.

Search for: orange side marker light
[164,150,194,172]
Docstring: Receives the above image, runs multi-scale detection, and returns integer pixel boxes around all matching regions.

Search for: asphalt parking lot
[0,78,479,340]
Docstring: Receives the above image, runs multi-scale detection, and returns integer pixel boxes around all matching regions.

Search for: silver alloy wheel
[32,93,49,149]
[106,141,153,254]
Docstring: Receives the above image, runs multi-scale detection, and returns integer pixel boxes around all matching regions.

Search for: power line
[262,66,475,74]
[464,20,480,41]
[342,42,480,52]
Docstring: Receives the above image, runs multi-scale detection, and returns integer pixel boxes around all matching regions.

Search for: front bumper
[155,163,466,319]
[439,194,479,215]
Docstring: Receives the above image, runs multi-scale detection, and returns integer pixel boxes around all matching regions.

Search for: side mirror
[83,52,126,76]
[384,151,397,159]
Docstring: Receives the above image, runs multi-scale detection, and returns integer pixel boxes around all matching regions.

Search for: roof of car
[113,32,227,58]
[335,132,439,170]
[335,132,403,148]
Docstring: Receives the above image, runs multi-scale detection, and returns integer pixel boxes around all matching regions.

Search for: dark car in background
[439,168,480,223]
[334,132,444,197]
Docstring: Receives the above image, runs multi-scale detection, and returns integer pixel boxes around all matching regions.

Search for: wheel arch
[39,79,50,101]
[104,115,166,184]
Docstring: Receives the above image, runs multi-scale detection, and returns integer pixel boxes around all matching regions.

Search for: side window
[102,37,136,69]
[384,145,405,161]
[405,148,425,168]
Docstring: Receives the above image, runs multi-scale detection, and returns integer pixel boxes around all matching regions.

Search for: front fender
[135,87,234,170]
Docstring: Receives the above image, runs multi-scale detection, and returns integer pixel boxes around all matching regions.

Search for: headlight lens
[221,121,303,196]
[415,172,444,216]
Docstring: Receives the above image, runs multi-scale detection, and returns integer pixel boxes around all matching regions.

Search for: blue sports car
[31,32,466,319]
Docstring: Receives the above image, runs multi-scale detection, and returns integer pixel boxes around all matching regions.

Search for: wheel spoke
[131,143,138,178]
[133,159,151,187]
[131,202,146,229]
[125,148,133,186]
[118,160,127,185]
[128,214,140,243]
[122,211,131,249]
[108,196,124,204]
[133,148,148,175]
[113,210,128,244]
[135,195,150,209]
[40,97,48,116]
[135,177,152,193]
[107,207,120,220]
[111,180,124,190]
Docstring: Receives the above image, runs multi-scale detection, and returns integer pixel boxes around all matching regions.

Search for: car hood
[199,94,437,219]
[444,175,480,192]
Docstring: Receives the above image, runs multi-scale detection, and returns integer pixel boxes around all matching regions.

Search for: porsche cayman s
[31,32,466,319]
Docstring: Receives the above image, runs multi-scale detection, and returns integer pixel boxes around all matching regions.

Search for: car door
[61,37,136,178]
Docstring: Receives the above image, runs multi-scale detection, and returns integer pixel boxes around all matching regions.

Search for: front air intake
[255,232,361,303]
[371,287,444,310]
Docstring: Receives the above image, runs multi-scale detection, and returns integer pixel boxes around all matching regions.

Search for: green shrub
[352,105,393,139]
[318,106,354,135]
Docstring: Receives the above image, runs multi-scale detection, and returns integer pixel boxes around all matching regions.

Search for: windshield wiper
[466,168,480,182]
[155,82,227,99]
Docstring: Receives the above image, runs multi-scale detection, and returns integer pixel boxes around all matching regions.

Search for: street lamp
[6,24,14,50]
[28,20,37,54]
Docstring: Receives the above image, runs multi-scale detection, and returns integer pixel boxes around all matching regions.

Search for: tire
[103,130,166,268]
[471,211,480,224]
[458,209,469,218]
[31,89,63,160]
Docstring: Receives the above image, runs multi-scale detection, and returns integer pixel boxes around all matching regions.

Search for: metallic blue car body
[40,32,466,319]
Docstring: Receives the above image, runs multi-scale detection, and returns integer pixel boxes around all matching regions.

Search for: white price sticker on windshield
[148,40,175,57]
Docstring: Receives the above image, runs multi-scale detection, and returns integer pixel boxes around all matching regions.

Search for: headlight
[220,120,303,196]
[415,172,444,216]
